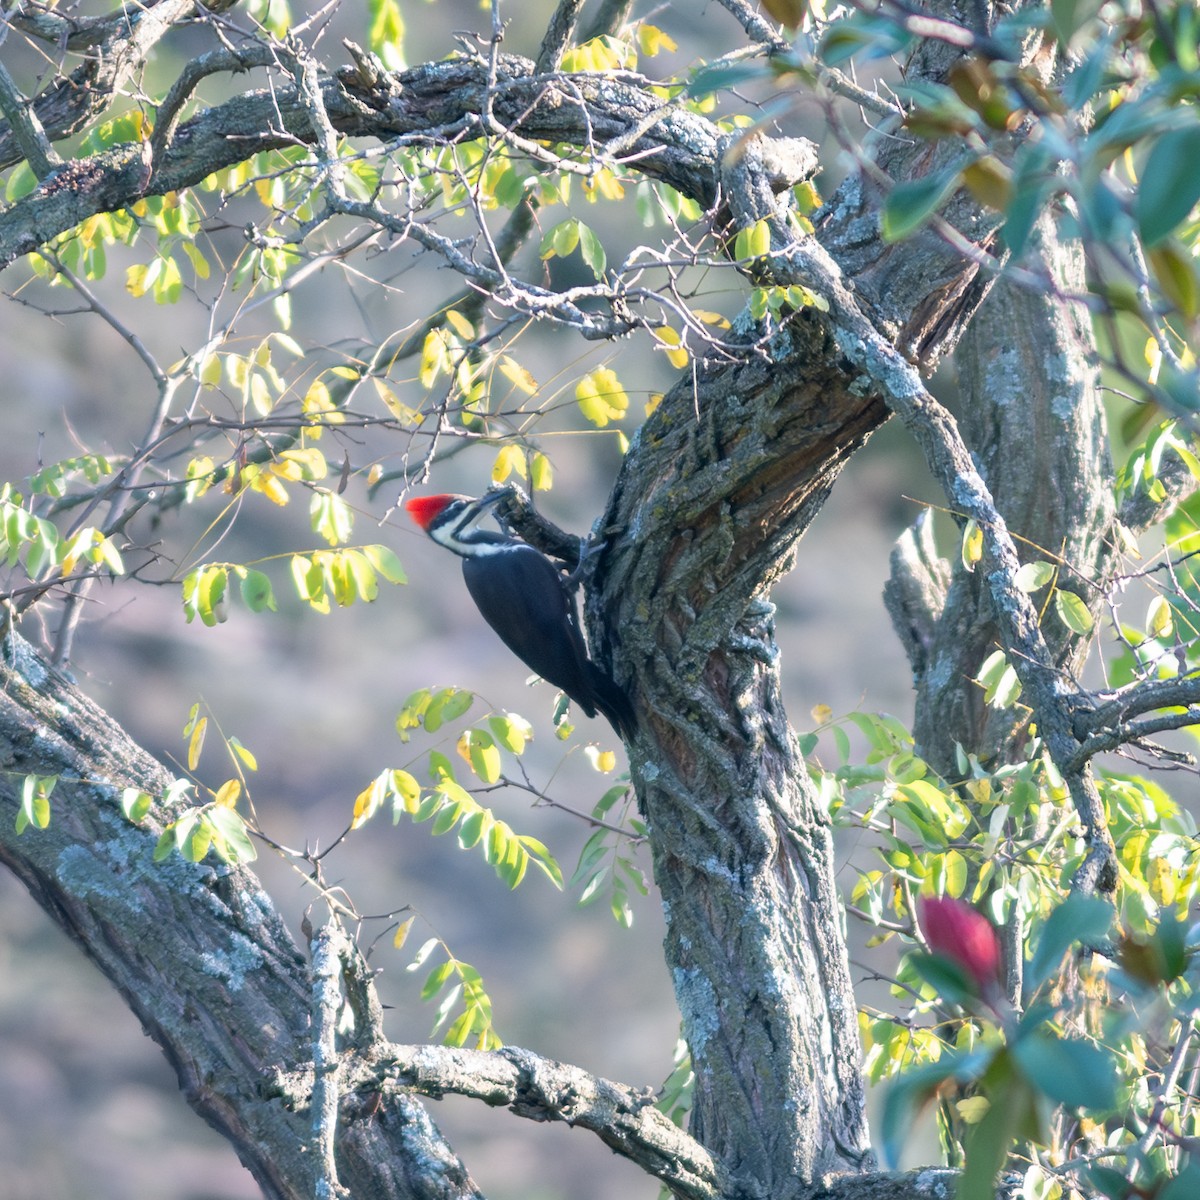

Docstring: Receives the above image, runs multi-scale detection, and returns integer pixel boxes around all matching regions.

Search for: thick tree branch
[0,55,723,270]
[339,1044,727,1200]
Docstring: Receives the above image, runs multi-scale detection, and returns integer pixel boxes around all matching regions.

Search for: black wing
[461,546,598,716]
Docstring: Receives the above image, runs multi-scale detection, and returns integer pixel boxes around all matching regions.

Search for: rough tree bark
[887,213,1116,778]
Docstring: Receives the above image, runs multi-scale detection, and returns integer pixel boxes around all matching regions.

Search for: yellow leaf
[188,716,208,771]
[445,309,475,339]
[810,703,833,724]
[1148,857,1176,906]
[213,779,242,808]
[393,915,416,949]
[576,367,628,427]
[373,378,422,426]
[419,329,451,388]
[249,372,273,417]
[271,458,304,482]
[1148,594,1173,639]
[390,769,421,812]
[352,777,383,828]
[279,447,328,480]
[125,263,150,298]
[793,180,822,215]
[456,731,472,766]
[492,444,527,483]
[956,1095,990,1124]
[637,22,678,55]
[498,355,538,396]
[199,354,222,387]
[1145,336,1162,385]
[693,309,731,329]
[961,519,984,571]
[252,472,290,506]
[531,453,553,491]
[760,0,808,30]
[654,326,689,369]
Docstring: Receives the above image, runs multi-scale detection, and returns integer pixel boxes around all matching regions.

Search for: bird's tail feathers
[585,661,637,741]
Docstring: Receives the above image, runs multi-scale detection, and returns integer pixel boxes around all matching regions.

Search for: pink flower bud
[918,896,1001,992]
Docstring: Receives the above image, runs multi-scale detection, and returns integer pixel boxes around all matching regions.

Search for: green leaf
[1026,894,1113,993]
[578,223,607,280]
[153,827,177,862]
[465,730,501,783]
[199,566,228,626]
[1050,0,1104,46]
[1054,588,1094,634]
[541,218,580,261]
[457,808,490,849]
[1014,560,1056,593]
[880,168,962,242]
[17,774,55,833]
[686,60,769,99]
[406,937,439,971]
[421,960,455,1001]
[488,714,530,754]
[239,568,277,613]
[186,819,213,862]
[363,544,407,584]
[1012,1031,1118,1111]
[425,688,473,731]
[207,804,258,864]
[1157,1162,1200,1200]
[519,835,564,889]
[345,549,379,603]
[908,952,979,1006]
[120,788,153,823]
[1135,126,1200,247]
[737,217,771,259]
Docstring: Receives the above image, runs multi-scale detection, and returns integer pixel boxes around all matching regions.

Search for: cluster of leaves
[570,784,649,929]
[828,0,1199,411]
[808,701,1200,1199]
[182,544,405,625]
[396,925,501,1050]
[343,686,644,1045]
[119,704,260,866]
[0,481,125,589]
[358,687,562,891]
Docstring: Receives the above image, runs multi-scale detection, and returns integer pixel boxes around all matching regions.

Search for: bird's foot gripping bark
[563,534,607,590]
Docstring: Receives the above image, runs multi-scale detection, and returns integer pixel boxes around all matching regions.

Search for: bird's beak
[476,488,511,511]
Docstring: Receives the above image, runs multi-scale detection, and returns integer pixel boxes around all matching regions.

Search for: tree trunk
[597,332,886,1189]
[886,213,1114,776]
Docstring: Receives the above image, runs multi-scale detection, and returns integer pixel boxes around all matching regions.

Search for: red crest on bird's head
[404,494,466,530]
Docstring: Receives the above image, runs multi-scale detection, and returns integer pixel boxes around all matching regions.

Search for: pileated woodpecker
[405,492,635,739]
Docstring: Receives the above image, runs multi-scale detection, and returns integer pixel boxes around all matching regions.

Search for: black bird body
[405,493,634,738]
